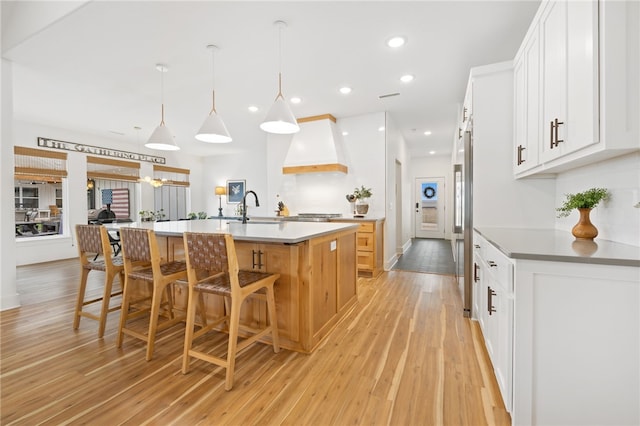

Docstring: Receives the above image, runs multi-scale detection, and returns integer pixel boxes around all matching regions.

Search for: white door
[415,177,445,239]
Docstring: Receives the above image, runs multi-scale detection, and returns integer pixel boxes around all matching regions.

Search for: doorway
[414,177,445,239]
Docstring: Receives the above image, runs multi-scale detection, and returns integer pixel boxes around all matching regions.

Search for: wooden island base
[158,226,358,353]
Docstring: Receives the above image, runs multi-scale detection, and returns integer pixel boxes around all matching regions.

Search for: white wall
[1,58,20,310]
[471,63,556,230]
[555,152,640,247]
[384,112,412,269]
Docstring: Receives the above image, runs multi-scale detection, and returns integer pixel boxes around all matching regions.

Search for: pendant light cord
[160,68,166,126]
[277,22,284,98]
[210,47,217,114]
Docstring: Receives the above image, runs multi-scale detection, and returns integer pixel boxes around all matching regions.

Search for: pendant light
[145,64,180,151]
[196,45,232,143]
[136,126,164,187]
[260,20,300,135]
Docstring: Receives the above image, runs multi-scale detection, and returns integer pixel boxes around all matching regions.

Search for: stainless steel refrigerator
[453,126,473,317]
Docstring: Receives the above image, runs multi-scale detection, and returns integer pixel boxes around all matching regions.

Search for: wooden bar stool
[117,227,188,361]
[182,232,280,391]
[74,224,124,338]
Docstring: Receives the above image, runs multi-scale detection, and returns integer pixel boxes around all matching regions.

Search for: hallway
[392,238,456,275]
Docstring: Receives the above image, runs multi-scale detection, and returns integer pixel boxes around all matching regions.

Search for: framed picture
[226,180,245,204]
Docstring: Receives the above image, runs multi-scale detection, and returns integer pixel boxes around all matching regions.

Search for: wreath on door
[423,186,436,199]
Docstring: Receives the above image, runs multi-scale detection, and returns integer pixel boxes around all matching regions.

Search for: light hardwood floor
[2,258,510,425]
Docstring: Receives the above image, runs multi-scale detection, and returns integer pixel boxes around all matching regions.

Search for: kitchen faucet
[241,190,259,224]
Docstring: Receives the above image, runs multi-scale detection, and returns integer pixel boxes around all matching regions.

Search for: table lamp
[215,186,226,217]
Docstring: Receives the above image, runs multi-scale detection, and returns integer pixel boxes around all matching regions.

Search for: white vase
[355,199,369,215]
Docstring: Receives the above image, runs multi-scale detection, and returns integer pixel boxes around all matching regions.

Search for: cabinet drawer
[357,250,374,271]
[358,222,374,233]
[484,243,514,293]
[473,232,488,259]
[357,232,374,251]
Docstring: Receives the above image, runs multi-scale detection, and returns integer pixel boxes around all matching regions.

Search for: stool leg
[145,281,165,361]
[266,284,280,353]
[182,285,198,374]
[98,270,116,338]
[116,275,133,348]
[73,267,91,330]
[224,297,242,391]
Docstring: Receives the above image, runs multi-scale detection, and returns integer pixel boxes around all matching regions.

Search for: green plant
[352,185,372,200]
[140,209,165,221]
[197,211,208,219]
[187,212,197,220]
[556,187,610,218]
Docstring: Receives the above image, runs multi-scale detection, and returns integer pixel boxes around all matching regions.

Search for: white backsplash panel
[555,152,640,246]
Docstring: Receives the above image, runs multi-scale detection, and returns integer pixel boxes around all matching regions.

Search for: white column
[1,58,20,310]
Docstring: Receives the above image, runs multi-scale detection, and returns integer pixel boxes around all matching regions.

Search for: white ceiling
[2,1,540,158]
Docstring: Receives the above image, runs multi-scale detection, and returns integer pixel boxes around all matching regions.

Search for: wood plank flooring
[2,258,510,425]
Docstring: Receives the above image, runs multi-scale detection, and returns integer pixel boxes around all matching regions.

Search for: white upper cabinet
[513,27,541,173]
[514,0,638,178]
[539,0,599,163]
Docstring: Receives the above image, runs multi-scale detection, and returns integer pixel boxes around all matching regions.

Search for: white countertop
[107,219,358,244]
[475,227,640,267]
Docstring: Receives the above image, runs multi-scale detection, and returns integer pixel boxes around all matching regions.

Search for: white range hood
[282,114,348,174]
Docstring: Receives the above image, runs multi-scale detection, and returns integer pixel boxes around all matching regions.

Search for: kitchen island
[110,219,359,353]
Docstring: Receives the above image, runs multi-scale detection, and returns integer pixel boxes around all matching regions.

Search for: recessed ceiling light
[339,86,352,95]
[342,131,349,136]
[290,97,302,104]
[400,74,414,83]
[387,36,406,48]
[429,150,436,155]
[248,105,259,112]
[424,130,432,136]
[378,126,385,132]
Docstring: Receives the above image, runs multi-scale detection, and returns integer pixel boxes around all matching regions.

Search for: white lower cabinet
[513,259,639,426]
[473,231,514,413]
[475,230,640,425]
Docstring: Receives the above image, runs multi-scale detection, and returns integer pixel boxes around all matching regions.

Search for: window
[55,188,63,208]
[15,186,40,209]
[152,165,190,220]
[14,146,67,238]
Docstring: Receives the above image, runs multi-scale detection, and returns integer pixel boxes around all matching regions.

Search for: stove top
[295,213,343,222]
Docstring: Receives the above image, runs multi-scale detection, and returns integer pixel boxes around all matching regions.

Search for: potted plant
[556,187,609,240]
[352,185,372,216]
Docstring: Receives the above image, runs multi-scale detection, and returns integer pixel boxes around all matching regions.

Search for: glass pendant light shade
[260,92,299,134]
[145,64,180,151]
[196,45,232,143]
[196,111,232,143]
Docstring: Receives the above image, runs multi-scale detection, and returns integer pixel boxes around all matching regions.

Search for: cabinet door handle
[458,127,462,139]
[257,250,264,269]
[487,260,497,268]
[488,286,497,315]
[474,262,480,282]
[252,250,258,269]
[550,120,555,149]
[463,107,468,122]
[554,118,564,146]
[474,244,480,249]
[517,144,526,165]
[550,118,564,149]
